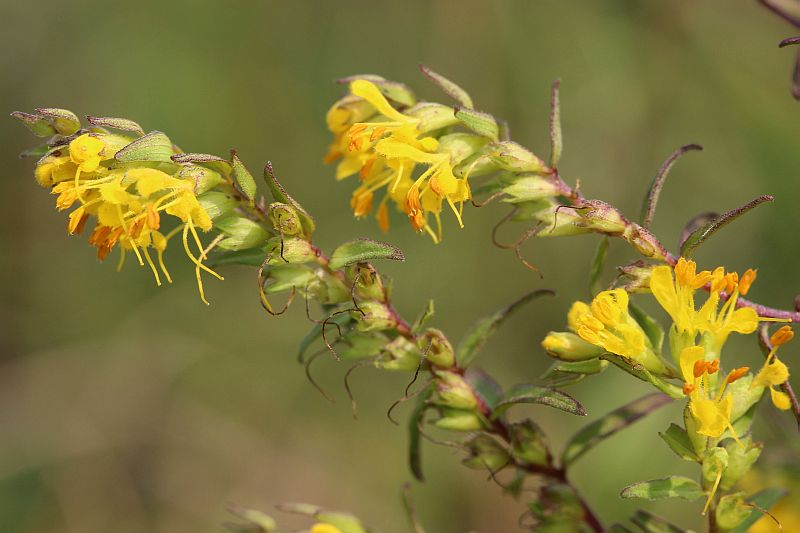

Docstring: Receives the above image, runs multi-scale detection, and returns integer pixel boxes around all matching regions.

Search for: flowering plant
[12,64,798,532]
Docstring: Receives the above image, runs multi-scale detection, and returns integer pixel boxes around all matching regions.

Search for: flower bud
[622,223,666,260]
[433,369,478,409]
[510,420,551,467]
[406,102,458,133]
[434,407,484,431]
[306,269,350,304]
[176,163,224,194]
[353,301,397,332]
[351,263,386,302]
[216,216,271,251]
[373,336,421,371]
[618,261,653,293]
[268,202,303,235]
[720,439,762,491]
[541,331,603,361]
[265,236,317,264]
[197,191,237,220]
[462,434,511,471]
[575,200,628,235]
[489,141,549,174]
[420,328,455,368]
[535,204,593,237]
[501,175,559,203]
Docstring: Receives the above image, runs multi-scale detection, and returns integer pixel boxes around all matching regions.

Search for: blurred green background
[2,1,800,531]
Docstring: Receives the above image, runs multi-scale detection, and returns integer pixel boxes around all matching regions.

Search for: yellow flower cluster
[544,257,792,445]
[325,79,469,243]
[35,133,222,304]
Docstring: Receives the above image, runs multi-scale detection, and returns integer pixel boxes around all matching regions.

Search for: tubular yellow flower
[678,345,748,441]
[570,289,671,375]
[325,79,467,241]
[651,259,763,353]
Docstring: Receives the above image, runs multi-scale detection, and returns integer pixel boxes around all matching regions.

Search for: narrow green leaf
[562,392,671,467]
[549,79,563,168]
[115,131,174,162]
[171,152,233,176]
[678,211,718,254]
[680,195,774,257]
[589,236,609,296]
[230,150,257,202]
[658,423,699,462]
[264,162,315,237]
[630,509,684,533]
[728,488,788,533]
[411,299,435,334]
[328,238,405,270]
[35,107,80,135]
[10,111,57,137]
[629,303,665,354]
[86,116,144,135]
[409,386,433,481]
[454,106,498,141]
[492,383,586,418]
[620,476,703,501]
[419,64,474,108]
[640,144,702,229]
[456,289,554,367]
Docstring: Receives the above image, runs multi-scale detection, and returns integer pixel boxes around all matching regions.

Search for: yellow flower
[569,289,671,375]
[753,327,792,410]
[651,259,761,352]
[310,524,343,533]
[650,258,711,335]
[679,345,749,440]
[325,79,467,242]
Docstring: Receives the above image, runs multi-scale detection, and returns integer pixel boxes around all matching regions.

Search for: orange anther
[693,360,709,378]
[726,367,750,384]
[683,383,696,395]
[770,325,794,347]
[739,269,757,296]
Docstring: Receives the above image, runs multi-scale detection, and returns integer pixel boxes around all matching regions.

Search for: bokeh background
[1,1,800,531]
